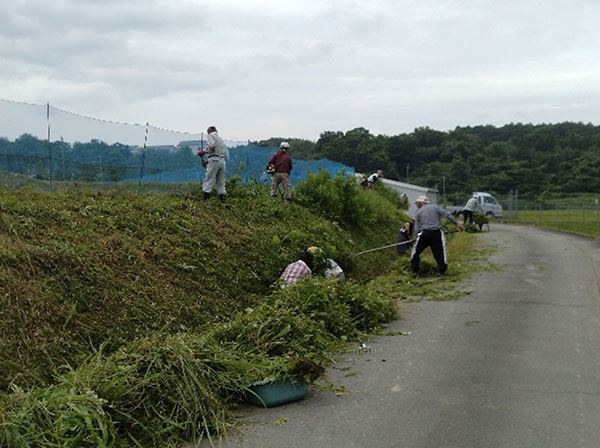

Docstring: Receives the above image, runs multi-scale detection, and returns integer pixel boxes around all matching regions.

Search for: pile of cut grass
[1,276,399,447]
[0,229,482,447]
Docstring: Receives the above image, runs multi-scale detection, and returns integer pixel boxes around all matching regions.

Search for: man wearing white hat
[266,141,293,200]
[411,195,464,276]
[200,126,228,202]
[462,194,481,225]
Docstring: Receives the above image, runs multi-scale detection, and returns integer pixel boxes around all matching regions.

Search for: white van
[473,192,503,217]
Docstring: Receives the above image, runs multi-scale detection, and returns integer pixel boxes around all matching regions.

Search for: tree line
[257,122,600,201]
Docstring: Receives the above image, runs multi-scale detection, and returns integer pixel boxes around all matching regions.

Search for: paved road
[205,224,600,448]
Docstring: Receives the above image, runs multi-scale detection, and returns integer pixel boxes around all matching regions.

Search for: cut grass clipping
[1,278,397,447]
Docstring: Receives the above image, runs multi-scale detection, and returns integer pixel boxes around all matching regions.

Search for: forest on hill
[257,122,600,201]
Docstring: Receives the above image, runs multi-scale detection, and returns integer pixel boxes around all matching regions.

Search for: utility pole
[406,163,409,180]
[442,176,446,203]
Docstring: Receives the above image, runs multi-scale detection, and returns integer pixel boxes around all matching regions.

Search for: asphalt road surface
[203,224,600,448]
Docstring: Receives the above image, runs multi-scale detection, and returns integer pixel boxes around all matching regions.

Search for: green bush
[268,278,356,339]
[336,281,398,331]
[295,170,406,231]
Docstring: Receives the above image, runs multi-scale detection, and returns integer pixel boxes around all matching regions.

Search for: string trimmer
[349,228,459,258]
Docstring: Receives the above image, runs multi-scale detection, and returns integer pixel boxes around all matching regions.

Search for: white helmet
[280,142,290,150]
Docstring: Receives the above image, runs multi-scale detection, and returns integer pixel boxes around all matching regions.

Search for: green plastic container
[246,378,308,408]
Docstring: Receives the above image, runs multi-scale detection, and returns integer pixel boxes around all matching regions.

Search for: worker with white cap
[411,195,464,276]
[199,126,228,202]
[266,141,293,200]
[462,194,481,225]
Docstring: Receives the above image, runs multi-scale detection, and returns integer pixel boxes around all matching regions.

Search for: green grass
[0,180,408,389]
[0,174,489,447]
[508,209,600,239]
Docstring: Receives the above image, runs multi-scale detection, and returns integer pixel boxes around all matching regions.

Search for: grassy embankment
[0,172,483,447]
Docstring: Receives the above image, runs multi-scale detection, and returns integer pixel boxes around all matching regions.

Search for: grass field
[506,208,600,240]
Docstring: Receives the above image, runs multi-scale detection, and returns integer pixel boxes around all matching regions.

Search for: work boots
[219,194,226,202]
[203,192,210,201]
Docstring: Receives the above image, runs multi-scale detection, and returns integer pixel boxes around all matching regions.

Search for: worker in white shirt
[198,126,227,202]
[462,195,481,224]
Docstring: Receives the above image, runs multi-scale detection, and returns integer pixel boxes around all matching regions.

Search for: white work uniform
[202,132,227,195]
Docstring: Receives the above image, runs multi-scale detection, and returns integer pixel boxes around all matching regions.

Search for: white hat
[415,195,429,204]
[280,142,290,149]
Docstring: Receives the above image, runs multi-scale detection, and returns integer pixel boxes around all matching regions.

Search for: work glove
[202,159,208,168]
[197,150,207,157]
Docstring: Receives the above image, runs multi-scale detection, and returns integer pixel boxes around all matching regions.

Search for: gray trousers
[202,157,226,195]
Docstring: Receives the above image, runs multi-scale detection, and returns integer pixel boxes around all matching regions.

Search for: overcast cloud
[1,0,599,142]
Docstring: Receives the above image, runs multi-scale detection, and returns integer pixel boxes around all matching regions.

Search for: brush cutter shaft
[350,229,458,258]
[350,240,412,257]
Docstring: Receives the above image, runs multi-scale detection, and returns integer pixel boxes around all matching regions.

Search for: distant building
[381,178,439,216]
[178,139,248,150]
[147,145,177,151]
[177,140,204,151]
[357,173,439,216]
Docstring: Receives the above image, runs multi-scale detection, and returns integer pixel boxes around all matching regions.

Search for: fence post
[138,123,149,194]
[597,198,600,236]
[47,102,54,190]
[569,201,573,230]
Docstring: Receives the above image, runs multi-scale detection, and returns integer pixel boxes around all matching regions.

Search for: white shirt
[206,132,227,158]
[367,173,379,183]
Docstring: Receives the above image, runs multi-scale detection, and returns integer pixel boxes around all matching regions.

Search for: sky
[1,0,599,144]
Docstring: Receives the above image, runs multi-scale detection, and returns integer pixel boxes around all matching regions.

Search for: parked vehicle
[446,192,503,218]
